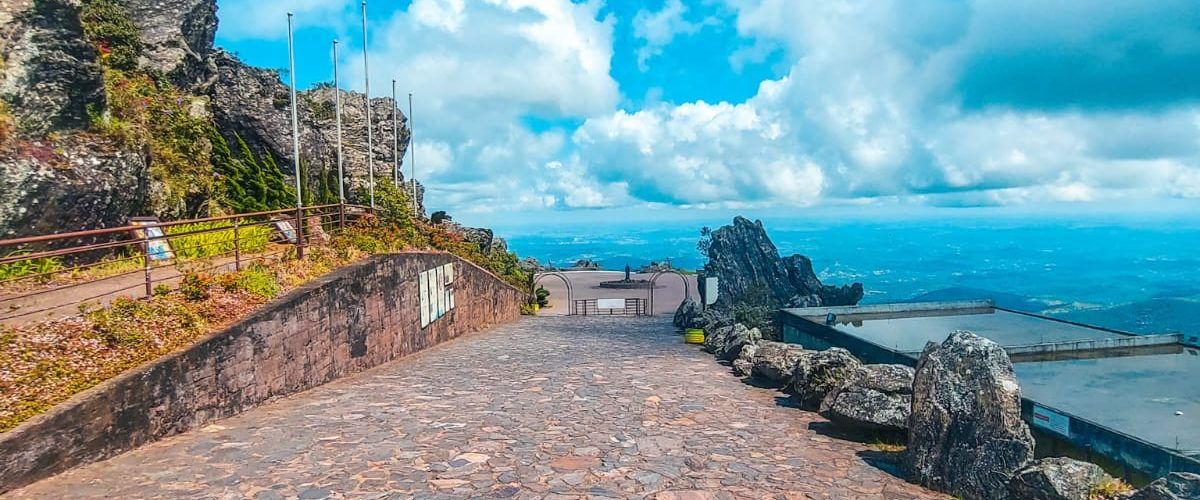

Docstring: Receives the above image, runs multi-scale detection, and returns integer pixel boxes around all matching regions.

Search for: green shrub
[535,286,550,307]
[733,283,780,340]
[165,220,271,261]
[0,252,64,282]
[179,273,213,301]
[86,295,204,347]
[217,268,280,300]
[152,283,171,296]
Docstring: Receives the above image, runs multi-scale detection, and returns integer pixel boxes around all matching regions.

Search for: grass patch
[165,220,271,261]
[1090,477,1134,499]
[0,252,64,283]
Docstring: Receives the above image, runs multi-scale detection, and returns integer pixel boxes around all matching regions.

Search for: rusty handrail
[0,203,373,322]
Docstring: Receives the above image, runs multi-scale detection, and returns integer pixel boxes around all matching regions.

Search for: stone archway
[647,270,692,316]
[533,272,575,315]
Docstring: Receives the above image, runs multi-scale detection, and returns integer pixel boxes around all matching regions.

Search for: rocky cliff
[697,216,864,310]
[0,0,420,237]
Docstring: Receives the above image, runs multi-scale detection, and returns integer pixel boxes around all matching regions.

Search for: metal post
[333,39,345,206]
[142,229,153,299]
[287,12,305,259]
[361,1,375,209]
[392,79,399,185]
[408,92,416,212]
[338,202,346,230]
[233,219,242,271]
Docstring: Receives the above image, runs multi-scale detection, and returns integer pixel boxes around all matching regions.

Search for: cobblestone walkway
[11,316,940,499]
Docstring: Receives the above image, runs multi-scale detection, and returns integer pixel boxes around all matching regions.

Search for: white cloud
[632,0,711,71]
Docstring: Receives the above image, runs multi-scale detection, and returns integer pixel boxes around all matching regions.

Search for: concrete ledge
[0,252,526,493]
[1005,334,1183,362]
[784,300,994,319]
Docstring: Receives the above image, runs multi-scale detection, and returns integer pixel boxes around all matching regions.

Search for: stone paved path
[10,316,941,499]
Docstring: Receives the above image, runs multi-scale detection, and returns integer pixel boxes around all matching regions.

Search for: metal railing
[0,203,372,324]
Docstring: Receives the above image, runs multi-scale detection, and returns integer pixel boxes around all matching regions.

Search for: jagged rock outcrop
[673,298,702,329]
[717,324,761,361]
[0,0,106,136]
[750,341,809,387]
[732,342,757,377]
[126,0,216,86]
[0,134,148,236]
[905,330,1035,500]
[790,348,862,409]
[1129,473,1200,500]
[1006,457,1114,500]
[572,259,600,270]
[819,363,914,433]
[698,217,863,311]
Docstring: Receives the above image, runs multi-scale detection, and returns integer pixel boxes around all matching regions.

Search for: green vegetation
[0,252,64,282]
[733,283,780,340]
[535,286,550,308]
[165,220,272,261]
[92,69,215,217]
[79,0,143,70]
[210,130,294,213]
[1090,478,1133,499]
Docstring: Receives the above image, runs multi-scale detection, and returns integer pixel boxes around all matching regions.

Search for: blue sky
[213,0,1200,222]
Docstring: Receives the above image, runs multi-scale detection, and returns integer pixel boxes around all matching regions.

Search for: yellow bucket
[684,329,705,344]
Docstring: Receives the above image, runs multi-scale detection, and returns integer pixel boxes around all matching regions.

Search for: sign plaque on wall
[419,263,455,328]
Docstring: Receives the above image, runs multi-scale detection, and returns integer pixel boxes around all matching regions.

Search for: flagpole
[287,12,305,257]
[408,92,416,212]
[392,79,399,185]
[361,0,375,209]
[333,40,344,205]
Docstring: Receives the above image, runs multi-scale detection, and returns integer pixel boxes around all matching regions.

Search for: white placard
[597,298,625,309]
[419,271,430,327]
[1031,404,1070,437]
[704,277,719,305]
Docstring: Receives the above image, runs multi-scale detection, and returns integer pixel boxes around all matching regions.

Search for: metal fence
[0,204,371,325]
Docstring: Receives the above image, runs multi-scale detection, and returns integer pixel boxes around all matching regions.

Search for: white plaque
[704,277,719,305]
[1031,404,1070,437]
[597,298,625,310]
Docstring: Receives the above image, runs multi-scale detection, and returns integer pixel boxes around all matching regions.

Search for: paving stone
[7,317,943,499]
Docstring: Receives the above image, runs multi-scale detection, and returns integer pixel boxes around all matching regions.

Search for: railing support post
[233,219,242,271]
[295,206,305,259]
[141,229,153,299]
[339,203,346,231]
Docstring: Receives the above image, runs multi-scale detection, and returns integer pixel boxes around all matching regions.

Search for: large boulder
[1006,457,1113,500]
[819,363,914,433]
[715,324,761,361]
[732,342,758,377]
[750,341,809,387]
[697,217,864,311]
[1129,473,1200,500]
[790,348,862,409]
[673,297,702,329]
[904,330,1035,500]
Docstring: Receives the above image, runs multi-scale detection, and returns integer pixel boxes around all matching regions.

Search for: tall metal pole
[333,40,345,205]
[392,79,399,185]
[287,12,305,257]
[408,92,416,212]
[361,0,375,209]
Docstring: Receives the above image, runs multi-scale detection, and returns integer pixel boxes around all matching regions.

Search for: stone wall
[0,252,525,493]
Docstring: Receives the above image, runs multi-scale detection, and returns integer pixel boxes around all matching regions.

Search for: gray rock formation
[717,324,761,362]
[126,0,216,86]
[1006,457,1113,500]
[673,298,702,330]
[790,347,862,409]
[819,363,914,433]
[1129,473,1200,500]
[732,342,757,377]
[697,217,864,311]
[0,134,148,236]
[750,341,809,387]
[0,0,106,136]
[905,330,1035,500]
